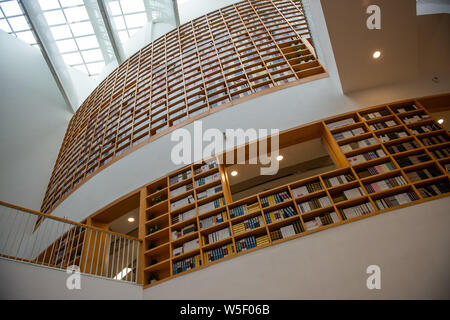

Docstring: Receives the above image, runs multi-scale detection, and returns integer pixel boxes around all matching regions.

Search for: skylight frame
[0,0,37,45]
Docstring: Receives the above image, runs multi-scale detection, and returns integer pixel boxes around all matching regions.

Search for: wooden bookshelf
[41,0,325,214]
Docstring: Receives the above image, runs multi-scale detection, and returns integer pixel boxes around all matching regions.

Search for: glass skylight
[0,0,37,45]
[107,0,149,43]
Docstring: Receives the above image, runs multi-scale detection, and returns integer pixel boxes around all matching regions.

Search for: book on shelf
[229,202,260,218]
[232,215,265,234]
[173,238,200,256]
[357,162,396,178]
[333,187,365,202]
[200,211,227,229]
[172,208,196,225]
[364,176,408,193]
[260,191,291,208]
[405,167,442,182]
[203,243,234,263]
[395,154,431,168]
[195,172,220,187]
[170,183,193,197]
[410,124,440,135]
[304,211,340,230]
[198,197,226,214]
[170,194,195,210]
[172,223,197,240]
[339,202,375,220]
[326,118,356,130]
[402,114,430,124]
[386,141,419,154]
[369,120,398,131]
[170,170,192,185]
[291,181,322,198]
[196,185,223,200]
[374,191,419,210]
[395,104,417,113]
[333,127,365,141]
[323,173,355,188]
[421,134,449,146]
[429,147,450,159]
[270,220,304,241]
[347,149,386,165]
[298,196,331,213]
[362,109,391,120]
[264,206,297,223]
[378,131,408,143]
[418,181,450,198]
[235,235,269,253]
[340,137,378,153]
[173,254,201,275]
[194,159,218,174]
[202,227,231,245]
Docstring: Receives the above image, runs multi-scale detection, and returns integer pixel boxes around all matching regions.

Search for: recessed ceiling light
[372,50,381,59]
[128,217,135,223]
[231,170,238,177]
[438,119,444,124]
[276,155,283,161]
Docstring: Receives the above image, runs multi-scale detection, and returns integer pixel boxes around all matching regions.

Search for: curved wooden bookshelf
[41,0,326,213]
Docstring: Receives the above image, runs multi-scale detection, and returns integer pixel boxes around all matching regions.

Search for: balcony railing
[0,201,142,284]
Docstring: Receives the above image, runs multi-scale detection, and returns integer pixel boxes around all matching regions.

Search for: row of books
[291,181,322,198]
[229,202,260,219]
[333,127,365,141]
[200,211,227,229]
[323,173,355,188]
[260,191,291,208]
[198,197,226,214]
[410,124,440,135]
[361,109,391,120]
[202,227,231,245]
[406,167,441,182]
[232,215,265,234]
[429,147,450,159]
[173,238,200,256]
[421,134,449,146]
[170,194,195,210]
[378,131,408,143]
[339,202,375,220]
[394,104,418,113]
[364,176,408,194]
[197,185,223,200]
[195,172,221,187]
[235,235,269,253]
[340,137,378,153]
[170,182,193,197]
[298,196,331,213]
[402,114,430,124]
[395,154,431,168]
[369,119,397,131]
[170,170,192,185]
[203,243,234,263]
[347,149,386,165]
[326,118,356,130]
[172,208,196,225]
[304,211,340,230]
[357,162,396,178]
[270,220,304,241]
[172,254,201,275]
[418,181,450,198]
[374,192,419,210]
[172,223,196,240]
[386,141,419,154]
[264,206,297,223]
[194,160,218,175]
[333,187,365,202]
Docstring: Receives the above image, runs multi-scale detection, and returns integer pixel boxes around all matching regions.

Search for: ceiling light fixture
[276,155,284,161]
[128,217,135,223]
[231,170,238,177]
[372,50,381,59]
[438,119,444,124]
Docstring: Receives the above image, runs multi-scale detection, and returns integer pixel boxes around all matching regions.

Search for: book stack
[386,141,419,154]
[362,109,391,120]
[298,196,331,213]
[339,202,375,220]
[395,154,431,168]
[172,254,201,275]
[170,170,192,185]
[357,162,396,178]
[402,114,430,124]
[196,185,223,200]
[171,194,195,210]
[203,243,234,263]
[235,235,269,253]
[291,181,322,198]
[429,147,450,159]
[198,197,226,214]
[170,183,193,197]
[326,118,356,130]
[333,127,365,141]
[418,181,450,198]
[200,211,227,229]
[202,227,231,245]
[264,206,297,223]
[323,173,355,188]
[410,124,440,135]
[347,149,386,165]
[172,208,196,225]
[260,191,291,208]
[340,137,378,153]
[374,192,419,210]
[304,211,340,230]
[421,134,449,146]
[172,223,196,240]
[406,167,441,182]
[333,187,365,203]
[378,131,408,142]
[269,220,304,241]
[395,104,417,113]
[173,238,200,256]
[195,172,220,187]
[229,202,260,218]
[364,176,408,193]
[232,215,265,234]
[369,120,397,131]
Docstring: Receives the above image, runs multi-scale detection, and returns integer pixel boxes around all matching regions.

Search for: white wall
[177,0,242,24]
[0,31,72,211]
[143,197,450,299]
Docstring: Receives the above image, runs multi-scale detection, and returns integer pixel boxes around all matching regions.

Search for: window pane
[113,16,125,29]
[118,30,129,42]
[0,19,12,33]
[38,0,60,11]
[8,16,29,31]
[60,0,84,7]
[44,10,66,26]
[70,21,94,36]
[64,6,89,23]
[72,64,88,74]
[124,12,147,29]
[86,61,105,75]
[62,52,83,65]
[75,35,99,50]
[50,25,72,40]
[1,1,22,17]
[119,0,145,14]
[108,1,122,16]
[81,48,103,62]
[56,39,78,53]
[16,30,36,44]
